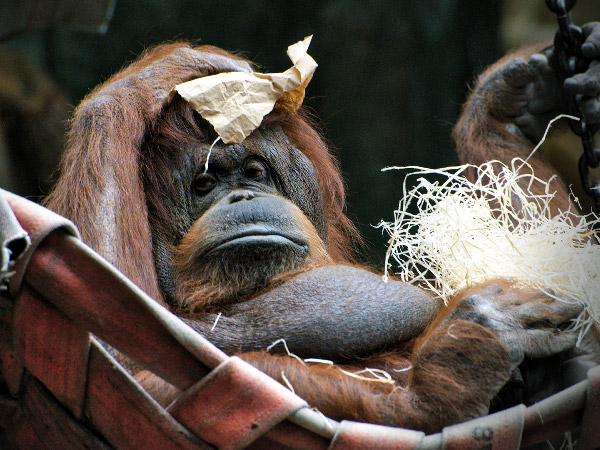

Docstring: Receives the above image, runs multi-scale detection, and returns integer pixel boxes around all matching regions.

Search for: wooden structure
[0,188,598,449]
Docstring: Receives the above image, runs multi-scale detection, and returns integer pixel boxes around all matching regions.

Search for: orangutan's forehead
[194,142,245,170]
[193,127,305,172]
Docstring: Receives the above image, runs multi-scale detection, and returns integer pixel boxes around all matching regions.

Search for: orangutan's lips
[209,226,309,254]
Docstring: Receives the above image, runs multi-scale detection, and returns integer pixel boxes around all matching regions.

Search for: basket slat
[14,286,90,418]
[0,348,23,398]
[22,376,111,449]
[328,421,424,449]
[168,356,307,450]
[84,340,209,450]
[441,404,525,449]
[247,419,330,450]
[0,395,17,430]
[2,407,46,450]
[577,365,600,450]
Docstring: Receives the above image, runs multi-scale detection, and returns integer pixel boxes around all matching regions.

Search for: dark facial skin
[147,126,328,306]
[175,189,328,306]
[192,190,311,260]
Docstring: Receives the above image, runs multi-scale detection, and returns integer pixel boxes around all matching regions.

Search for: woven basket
[0,189,598,449]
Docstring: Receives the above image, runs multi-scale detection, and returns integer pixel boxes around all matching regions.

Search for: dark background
[2,0,599,266]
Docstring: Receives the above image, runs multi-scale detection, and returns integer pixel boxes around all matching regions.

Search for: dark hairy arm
[183,265,440,360]
[453,23,600,215]
[241,280,580,433]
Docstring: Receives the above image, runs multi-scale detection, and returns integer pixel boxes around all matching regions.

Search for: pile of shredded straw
[380,158,600,339]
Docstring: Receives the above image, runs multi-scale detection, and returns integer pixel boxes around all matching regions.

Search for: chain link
[545,0,600,212]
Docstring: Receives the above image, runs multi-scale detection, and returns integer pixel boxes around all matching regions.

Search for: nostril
[227,190,256,204]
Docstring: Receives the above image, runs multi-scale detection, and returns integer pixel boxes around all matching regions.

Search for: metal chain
[545,0,600,212]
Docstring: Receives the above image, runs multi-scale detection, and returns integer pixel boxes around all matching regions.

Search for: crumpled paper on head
[173,36,317,144]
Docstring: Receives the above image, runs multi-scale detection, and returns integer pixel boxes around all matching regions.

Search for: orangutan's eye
[193,173,217,194]
[244,159,267,180]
